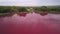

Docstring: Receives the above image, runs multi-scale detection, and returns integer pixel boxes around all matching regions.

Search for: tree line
[0,6,60,13]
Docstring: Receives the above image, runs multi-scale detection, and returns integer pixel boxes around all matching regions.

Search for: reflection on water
[40,12,48,16]
[0,12,48,17]
[0,12,60,34]
[18,13,27,17]
[0,14,14,17]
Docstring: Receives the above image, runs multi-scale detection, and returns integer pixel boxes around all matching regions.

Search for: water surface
[0,12,60,34]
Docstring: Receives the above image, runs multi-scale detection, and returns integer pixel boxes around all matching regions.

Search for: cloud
[0,0,60,6]
[0,0,39,6]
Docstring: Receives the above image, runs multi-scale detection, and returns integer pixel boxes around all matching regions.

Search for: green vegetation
[0,6,60,15]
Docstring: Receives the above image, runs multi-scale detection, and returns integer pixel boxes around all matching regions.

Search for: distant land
[0,5,60,7]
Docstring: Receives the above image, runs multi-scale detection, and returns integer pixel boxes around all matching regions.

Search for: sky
[0,0,60,6]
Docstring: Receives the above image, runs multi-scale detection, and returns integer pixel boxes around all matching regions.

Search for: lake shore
[0,11,60,15]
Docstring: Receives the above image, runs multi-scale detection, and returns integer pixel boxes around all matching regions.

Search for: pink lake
[0,12,60,34]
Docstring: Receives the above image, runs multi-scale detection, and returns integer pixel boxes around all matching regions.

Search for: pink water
[0,12,60,34]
